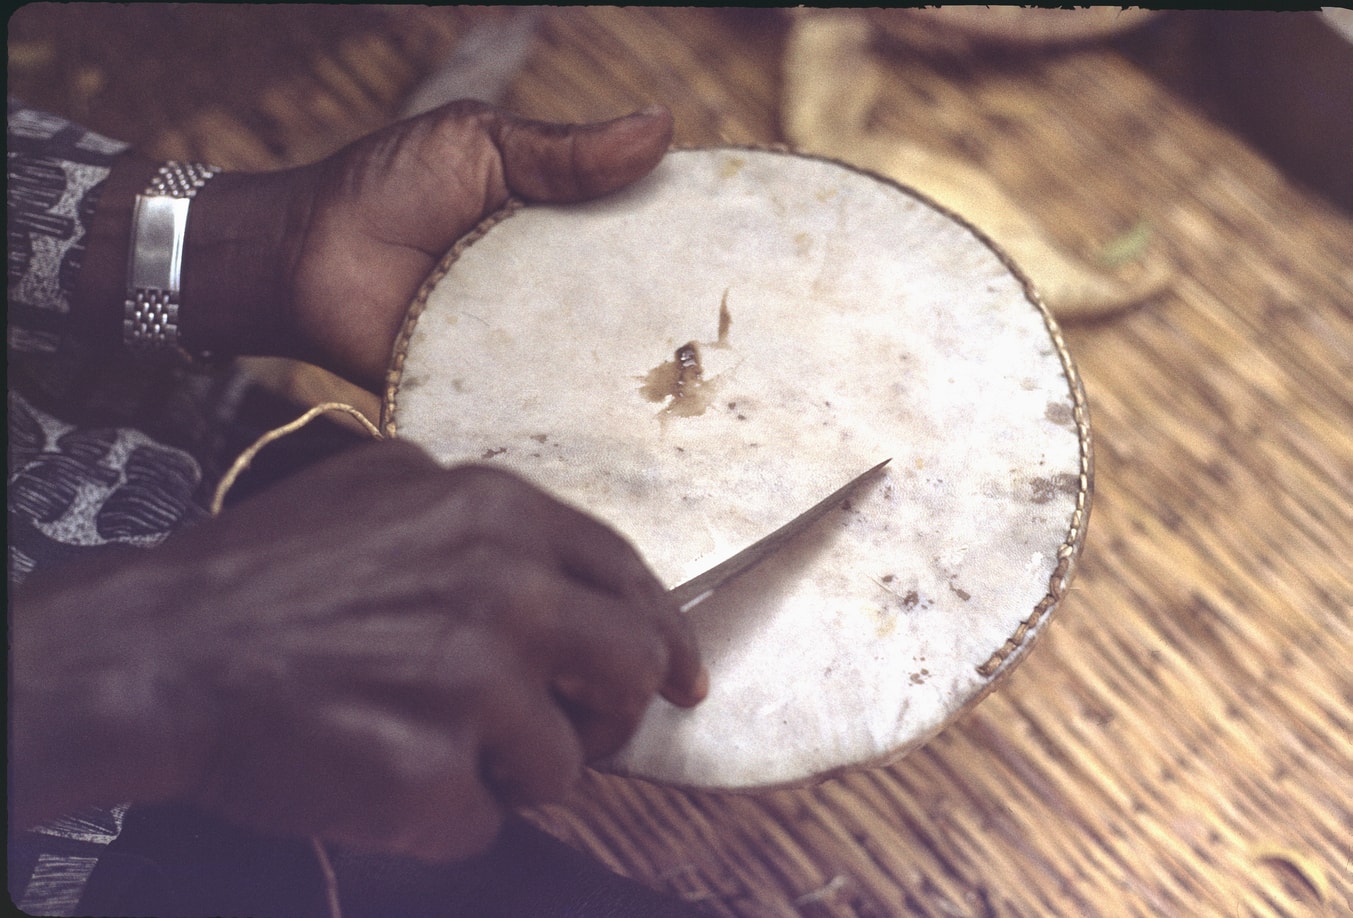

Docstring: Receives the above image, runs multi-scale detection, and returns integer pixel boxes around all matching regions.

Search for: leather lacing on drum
[212,147,1092,825]
[754,143,1097,684]
[975,309,1093,679]
[382,148,1096,685]
[381,199,525,440]
[755,145,1096,684]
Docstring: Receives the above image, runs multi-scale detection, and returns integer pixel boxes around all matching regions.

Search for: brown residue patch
[716,289,733,347]
[720,156,745,178]
[640,341,717,418]
[639,289,738,420]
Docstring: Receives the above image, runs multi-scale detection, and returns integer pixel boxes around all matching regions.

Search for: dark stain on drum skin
[639,291,736,420]
[482,446,507,459]
[1045,401,1076,429]
[716,288,733,347]
[640,341,719,418]
[1029,473,1079,504]
[871,576,921,612]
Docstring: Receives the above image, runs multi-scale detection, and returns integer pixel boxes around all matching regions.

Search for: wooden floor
[10,7,1351,916]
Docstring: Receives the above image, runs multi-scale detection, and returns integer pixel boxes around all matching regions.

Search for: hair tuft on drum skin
[385,147,1092,792]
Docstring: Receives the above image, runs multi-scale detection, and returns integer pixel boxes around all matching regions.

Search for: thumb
[492,106,675,203]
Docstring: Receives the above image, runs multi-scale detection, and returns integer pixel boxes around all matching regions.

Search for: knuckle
[447,554,555,636]
[378,437,437,466]
[443,464,541,527]
[450,538,515,585]
[445,461,528,495]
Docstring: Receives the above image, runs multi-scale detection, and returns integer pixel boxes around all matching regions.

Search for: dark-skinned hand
[17,102,704,860]
[12,440,705,861]
[74,100,675,387]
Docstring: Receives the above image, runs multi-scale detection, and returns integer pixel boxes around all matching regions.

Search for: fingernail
[689,666,710,705]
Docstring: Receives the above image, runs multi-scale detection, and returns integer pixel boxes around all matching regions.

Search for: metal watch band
[123,161,221,352]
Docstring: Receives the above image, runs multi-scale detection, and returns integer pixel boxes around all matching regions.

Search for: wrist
[10,554,205,825]
[71,154,316,362]
[180,167,315,360]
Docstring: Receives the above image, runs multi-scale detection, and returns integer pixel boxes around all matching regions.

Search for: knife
[669,459,891,613]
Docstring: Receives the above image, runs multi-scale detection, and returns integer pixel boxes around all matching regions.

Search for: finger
[528,579,674,760]
[656,610,709,709]
[496,485,708,713]
[442,463,670,604]
[491,105,674,203]
[354,548,661,763]
[381,728,506,863]
[550,689,640,765]
[540,553,707,713]
[277,701,505,863]
[541,497,671,601]
[476,661,584,807]
[533,508,708,710]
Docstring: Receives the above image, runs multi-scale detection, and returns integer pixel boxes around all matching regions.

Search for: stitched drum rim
[381,145,1092,715]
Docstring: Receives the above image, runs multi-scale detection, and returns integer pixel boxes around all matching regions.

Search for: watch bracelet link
[123,161,221,353]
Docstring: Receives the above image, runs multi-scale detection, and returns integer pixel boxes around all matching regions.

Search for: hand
[182,102,674,386]
[70,102,671,382]
[11,439,705,861]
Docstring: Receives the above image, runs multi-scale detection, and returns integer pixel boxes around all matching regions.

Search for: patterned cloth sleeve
[7,97,129,354]
[7,103,205,915]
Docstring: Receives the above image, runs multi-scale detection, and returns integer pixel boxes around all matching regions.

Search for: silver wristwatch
[123,161,221,352]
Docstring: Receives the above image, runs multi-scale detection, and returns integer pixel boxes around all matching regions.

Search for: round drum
[383,148,1091,791]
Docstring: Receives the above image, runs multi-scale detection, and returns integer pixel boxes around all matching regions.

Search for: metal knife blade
[669,459,891,613]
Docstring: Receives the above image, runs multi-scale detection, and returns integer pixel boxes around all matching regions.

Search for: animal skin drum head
[384,148,1092,791]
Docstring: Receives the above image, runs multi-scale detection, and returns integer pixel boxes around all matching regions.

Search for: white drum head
[384,148,1091,791]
